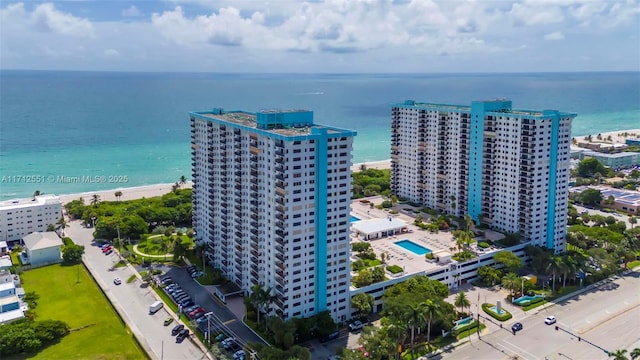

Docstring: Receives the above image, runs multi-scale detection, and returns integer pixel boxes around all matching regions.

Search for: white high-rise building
[391,99,576,252]
[0,195,62,243]
[190,108,356,321]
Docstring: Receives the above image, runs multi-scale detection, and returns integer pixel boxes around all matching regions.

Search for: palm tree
[384,321,407,360]
[501,272,521,297]
[90,194,101,207]
[56,216,67,236]
[610,349,628,360]
[630,347,640,360]
[421,299,442,352]
[546,256,565,292]
[454,291,471,315]
[33,190,41,199]
[630,216,637,229]
[404,303,425,358]
[114,191,123,201]
[171,182,180,193]
[562,254,578,288]
[179,175,187,187]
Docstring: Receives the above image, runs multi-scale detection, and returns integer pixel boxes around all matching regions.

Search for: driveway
[65,220,209,360]
[156,265,267,347]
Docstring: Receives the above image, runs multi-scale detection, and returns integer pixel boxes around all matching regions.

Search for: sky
[1,0,639,73]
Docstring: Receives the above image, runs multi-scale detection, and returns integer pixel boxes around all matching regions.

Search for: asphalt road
[66,221,208,360]
[440,271,640,360]
[157,265,266,347]
[573,204,635,228]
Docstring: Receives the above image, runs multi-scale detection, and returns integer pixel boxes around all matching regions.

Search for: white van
[149,301,164,314]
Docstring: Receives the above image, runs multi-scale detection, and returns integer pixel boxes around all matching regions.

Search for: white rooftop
[0,194,61,210]
[0,281,15,293]
[0,308,24,324]
[0,256,12,269]
[23,232,63,251]
[351,218,407,236]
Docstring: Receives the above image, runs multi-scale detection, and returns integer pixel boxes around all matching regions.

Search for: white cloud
[104,48,120,57]
[544,31,565,40]
[122,5,142,18]
[30,2,94,37]
[1,1,639,72]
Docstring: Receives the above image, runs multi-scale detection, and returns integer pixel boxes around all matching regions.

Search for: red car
[189,308,205,318]
[101,246,112,253]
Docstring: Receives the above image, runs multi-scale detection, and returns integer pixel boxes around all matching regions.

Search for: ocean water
[1,71,639,199]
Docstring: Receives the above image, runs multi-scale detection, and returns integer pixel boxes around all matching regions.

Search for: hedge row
[453,319,479,335]
[386,265,403,274]
[481,303,513,321]
[514,296,545,307]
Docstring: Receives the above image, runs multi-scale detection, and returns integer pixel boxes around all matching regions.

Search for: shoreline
[575,129,640,144]
[24,128,640,205]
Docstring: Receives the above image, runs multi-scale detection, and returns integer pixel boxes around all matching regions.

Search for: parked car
[113,277,122,285]
[215,333,229,342]
[164,318,174,326]
[545,316,556,325]
[234,349,246,360]
[171,324,185,336]
[191,271,205,278]
[104,249,113,255]
[176,329,190,343]
[320,330,340,343]
[193,312,206,321]
[101,246,112,253]
[222,338,237,349]
[349,320,364,331]
[183,305,200,314]
[99,243,110,249]
[225,340,240,351]
[179,299,194,308]
[189,308,206,318]
[511,322,523,332]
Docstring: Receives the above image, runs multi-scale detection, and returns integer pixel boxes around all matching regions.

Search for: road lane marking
[503,339,538,360]
[223,319,236,325]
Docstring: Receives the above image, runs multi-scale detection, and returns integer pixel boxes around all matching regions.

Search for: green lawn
[138,234,194,255]
[17,264,147,360]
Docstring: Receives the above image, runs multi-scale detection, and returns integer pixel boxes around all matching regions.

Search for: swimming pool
[350,215,361,222]
[394,240,432,255]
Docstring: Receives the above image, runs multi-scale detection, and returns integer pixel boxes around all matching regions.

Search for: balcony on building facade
[274,235,285,247]
[276,204,286,213]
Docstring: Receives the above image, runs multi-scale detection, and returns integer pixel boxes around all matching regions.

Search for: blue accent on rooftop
[546,110,561,250]
[191,108,357,141]
[393,99,577,118]
[315,133,329,313]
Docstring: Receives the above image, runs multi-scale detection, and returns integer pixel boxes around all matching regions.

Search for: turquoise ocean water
[1,71,638,199]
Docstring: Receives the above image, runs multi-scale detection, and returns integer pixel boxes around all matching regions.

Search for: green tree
[90,194,101,206]
[179,175,187,187]
[546,256,565,292]
[46,224,56,232]
[114,191,123,201]
[501,272,521,297]
[580,189,604,206]
[576,158,607,178]
[352,293,375,318]
[421,299,442,351]
[630,217,637,229]
[454,291,471,315]
[404,303,425,358]
[630,348,640,360]
[477,265,502,286]
[610,349,628,360]
[62,244,85,264]
[56,216,67,236]
[493,251,523,273]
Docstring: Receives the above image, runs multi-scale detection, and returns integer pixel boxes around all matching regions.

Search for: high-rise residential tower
[190,108,356,321]
[390,99,575,252]
[0,195,62,243]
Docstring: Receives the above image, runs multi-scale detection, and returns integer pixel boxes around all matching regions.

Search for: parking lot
[152,265,267,348]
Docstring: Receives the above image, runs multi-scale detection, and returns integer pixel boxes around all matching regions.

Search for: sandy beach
[58,182,193,205]
[576,129,640,144]
[55,160,393,205]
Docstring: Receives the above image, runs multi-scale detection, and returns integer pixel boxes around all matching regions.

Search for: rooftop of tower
[394,99,577,118]
[192,108,356,139]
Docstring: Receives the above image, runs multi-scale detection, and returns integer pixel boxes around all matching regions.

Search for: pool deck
[350,196,460,275]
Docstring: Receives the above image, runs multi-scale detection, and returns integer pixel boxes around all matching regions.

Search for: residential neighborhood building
[579,150,640,169]
[570,186,640,214]
[390,99,576,253]
[191,107,356,322]
[0,271,24,324]
[22,231,64,267]
[0,195,62,243]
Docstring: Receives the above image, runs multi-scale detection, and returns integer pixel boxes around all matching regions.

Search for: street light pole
[521,278,525,297]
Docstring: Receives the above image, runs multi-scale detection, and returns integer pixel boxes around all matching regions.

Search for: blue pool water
[453,316,474,330]
[350,215,361,222]
[513,295,544,305]
[490,306,505,315]
[394,240,432,255]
